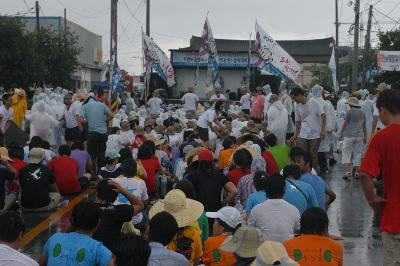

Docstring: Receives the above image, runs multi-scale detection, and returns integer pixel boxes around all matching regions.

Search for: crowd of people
[0,81,399,266]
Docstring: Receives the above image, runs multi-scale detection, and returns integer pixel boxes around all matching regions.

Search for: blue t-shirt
[44,232,112,266]
[245,191,268,213]
[299,173,329,209]
[284,179,319,214]
[80,99,110,134]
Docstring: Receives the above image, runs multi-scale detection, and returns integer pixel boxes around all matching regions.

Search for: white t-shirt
[249,199,300,243]
[147,97,162,115]
[197,108,216,129]
[181,93,199,111]
[119,130,134,145]
[64,101,80,129]
[0,105,13,131]
[210,94,226,102]
[295,98,325,139]
[240,93,251,110]
[0,244,39,266]
[373,104,385,129]
[113,176,148,224]
[106,134,124,151]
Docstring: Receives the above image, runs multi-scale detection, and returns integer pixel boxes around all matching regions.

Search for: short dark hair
[119,147,133,163]
[222,137,234,149]
[300,207,329,235]
[142,140,156,155]
[233,148,253,173]
[265,174,286,199]
[290,87,305,97]
[111,127,120,134]
[2,94,12,102]
[58,144,71,156]
[8,143,24,160]
[71,141,84,151]
[174,180,195,199]
[253,138,266,152]
[290,146,305,162]
[215,100,225,112]
[137,145,152,160]
[299,151,312,169]
[271,87,280,95]
[113,233,150,266]
[282,165,302,180]
[216,218,240,234]
[265,133,278,147]
[253,171,268,191]
[122,159,137,177]
[0,211,25,242]
[376,89,400,115]
[71,200,100,231]
[41,140,51,150]
[96,179,118,203]
[29,136,43,150]
[149,211,179,245]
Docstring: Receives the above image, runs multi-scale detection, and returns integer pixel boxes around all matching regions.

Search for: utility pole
[146,0,150,36]
[335,0,340,90]
[362,5,373,89]
[109,0,118,112]
[351,0,361,90]
[35,1,40,32]
[64,8,67,31]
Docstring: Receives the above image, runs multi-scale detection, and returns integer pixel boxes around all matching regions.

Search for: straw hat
[144,119,153,128]
[120,120,130,131]
[347,97,361,107]
[0,147,13,162]
[236,144,257,159]
[134,126,145,135]
[174,123,183,133]
[251,241,299,266]
[220,129,230,139]
[166,126,176,136]
[247,120,256,131]
[149,189,204,228]
[147,135,166,146]
[155,125,166,134]
[185,146,205,162]
[240,126,250,134]
[220,226,264,258]
[28,148,44,164]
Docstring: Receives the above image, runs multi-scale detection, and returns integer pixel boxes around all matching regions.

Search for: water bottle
[235,200,243,213]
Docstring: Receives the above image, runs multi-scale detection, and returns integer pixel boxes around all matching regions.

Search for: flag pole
[142,29,148,104]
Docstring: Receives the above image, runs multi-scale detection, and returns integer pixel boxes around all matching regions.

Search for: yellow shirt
[167,226,203,266]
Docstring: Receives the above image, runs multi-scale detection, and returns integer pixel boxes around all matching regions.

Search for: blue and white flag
[255,22,302,82]
[109,39,121,99]
[329,47,339,91]
[199,17,219,87]
[142,32,176,87]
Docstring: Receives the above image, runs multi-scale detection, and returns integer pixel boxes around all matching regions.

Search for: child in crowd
[218,137,236,172]
[98,150,122,179]
[244,171,268,218]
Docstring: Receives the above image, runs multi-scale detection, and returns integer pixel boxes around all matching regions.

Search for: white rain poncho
[337,91,350,115]
[125,95,137,114]
[361,92,374,140]
[267,100,288,145]
[263,84,272,116]
[26,101,59,141]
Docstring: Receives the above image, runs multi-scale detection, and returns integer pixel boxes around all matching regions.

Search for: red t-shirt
[227,168,251,187]
[139,158,161,194]
[262,151,280,176]
[360,124,400,233]
[131,135,147,149]
[48,156,80,196]
[10,158,27,176]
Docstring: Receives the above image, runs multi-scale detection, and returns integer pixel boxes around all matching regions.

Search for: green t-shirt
[198,211,209,243]
[268,145,290,170]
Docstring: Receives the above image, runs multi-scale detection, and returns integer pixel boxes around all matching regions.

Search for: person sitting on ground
[203,206,242,266]
[113,233,150,266]
[284,207,343,266]
[70,141,92,178]
[0,147,17,211]
[253,241,299,266]
[93,179,144,251]
[244,171,268,217]
[137,144,161,197]
[113,159,148,232]
[220,226,265,266]
[8,143,27,176]
[106,127,125,152]
[265,133,290,170]
[149,189,204,265]
[0,211,38,266]
[48,144,81,196]
[218,137,236,171]
[254,138,280,176]
[98,150,122,179]
[295,151,336,210]
[18,148,62,212]
[174,180,209,243]
[282,164,319,214]
[146,211,189,266]
[39,200,113,266]
[227,148,253,186]
[41,140,56,163]
[249,174,300,242]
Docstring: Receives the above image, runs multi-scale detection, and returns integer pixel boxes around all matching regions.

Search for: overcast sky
[2,0,399,74]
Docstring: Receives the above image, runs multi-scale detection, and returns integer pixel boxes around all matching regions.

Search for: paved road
[327,154,383,266]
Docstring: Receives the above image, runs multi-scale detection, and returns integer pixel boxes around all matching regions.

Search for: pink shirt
[251,95,265,119]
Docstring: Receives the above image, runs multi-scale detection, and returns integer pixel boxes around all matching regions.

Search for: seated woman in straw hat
[149,189,204,266]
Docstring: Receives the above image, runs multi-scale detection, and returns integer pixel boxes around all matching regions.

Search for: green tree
[0,17,81,89]
[374,28,400,88]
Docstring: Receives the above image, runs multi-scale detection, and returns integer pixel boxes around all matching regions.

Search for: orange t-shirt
[203,235,236,266]
[284,235,343,266]
[218,148,236,170]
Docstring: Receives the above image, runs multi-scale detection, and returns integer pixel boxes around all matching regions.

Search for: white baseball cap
[206,206,242,229]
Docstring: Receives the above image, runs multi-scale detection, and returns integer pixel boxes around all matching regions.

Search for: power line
[121,0,145,26]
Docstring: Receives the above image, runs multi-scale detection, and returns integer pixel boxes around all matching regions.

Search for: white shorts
[342,137,364,166]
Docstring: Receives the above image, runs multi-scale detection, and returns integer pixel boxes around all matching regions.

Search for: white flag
[329,47,338,91]
[142,33,176,87]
